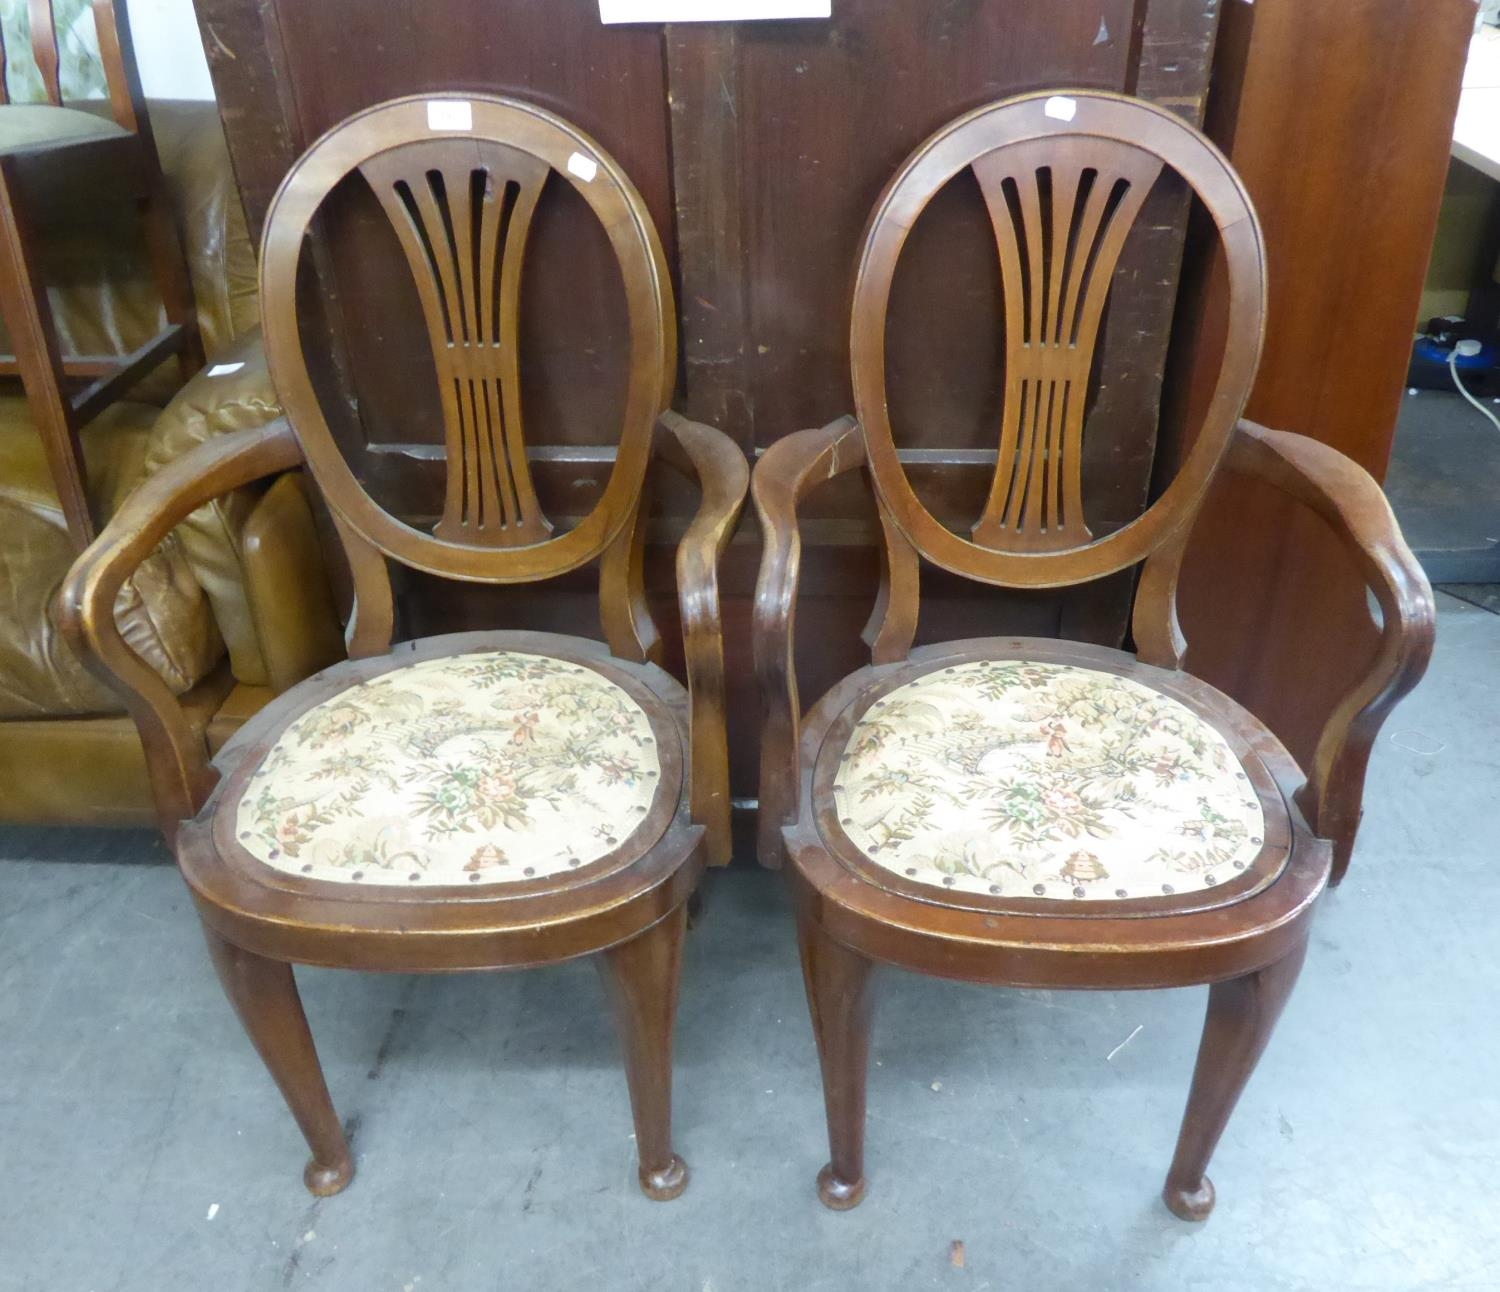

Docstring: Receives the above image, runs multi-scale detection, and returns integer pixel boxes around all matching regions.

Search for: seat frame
[753,92,1434,1221]
[61,95,748,1202]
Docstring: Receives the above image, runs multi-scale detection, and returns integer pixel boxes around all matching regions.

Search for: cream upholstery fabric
[236,651,661,886]
[834,660,1265,901]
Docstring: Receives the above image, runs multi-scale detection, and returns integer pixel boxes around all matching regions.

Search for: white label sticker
[1044,95,1078,122]
[567,151,599,183]
[599,0,829,21]
[207,362,244,377]
[427,99,473,131]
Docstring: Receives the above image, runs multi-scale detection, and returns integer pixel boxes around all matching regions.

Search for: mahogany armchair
[61,94,747,1199]
[752,92,1434,1220]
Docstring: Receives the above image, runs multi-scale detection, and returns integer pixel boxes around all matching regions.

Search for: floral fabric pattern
[833,660,1265,901]
[235,651,661,886]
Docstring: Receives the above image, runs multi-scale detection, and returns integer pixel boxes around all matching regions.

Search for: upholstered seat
[234,649,662,886]
[832,660,1265,902]
[0,104,127,152]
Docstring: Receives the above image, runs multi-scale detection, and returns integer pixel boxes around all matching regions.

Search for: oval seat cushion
[832,659,1266,903]
[235,650,663,887]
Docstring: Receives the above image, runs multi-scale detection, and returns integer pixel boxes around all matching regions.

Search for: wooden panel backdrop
[1163,0,1472,788]
[192,0,1229,810]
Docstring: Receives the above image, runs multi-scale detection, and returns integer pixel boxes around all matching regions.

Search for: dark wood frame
[753,92,1434,1220]
[188,0,1237,809]
[60,95,748,1199]
[0,0,203,549]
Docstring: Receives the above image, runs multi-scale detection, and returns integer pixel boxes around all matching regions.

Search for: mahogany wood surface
[191,0,1226,798]
[1162,0,1471,871]
[753,92,1434,1221]
[60,97,747,1199]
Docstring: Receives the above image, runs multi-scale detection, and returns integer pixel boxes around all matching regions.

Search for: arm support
[751,416,865,868]
[58,420,304,842]
[1224,420,1436,884]
[654,410,750,866]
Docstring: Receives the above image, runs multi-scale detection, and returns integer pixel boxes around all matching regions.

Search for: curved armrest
[1224,420,1436,884]
[654,410,751,865]
[751,416,865,867]
[58,421,305,842]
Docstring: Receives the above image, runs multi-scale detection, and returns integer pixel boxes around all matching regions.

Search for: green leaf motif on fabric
[835,660,1265,901]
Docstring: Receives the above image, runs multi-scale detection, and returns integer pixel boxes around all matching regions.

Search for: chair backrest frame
[0,1,145,132]
[258,93,677,592]
[850,90,1266,591]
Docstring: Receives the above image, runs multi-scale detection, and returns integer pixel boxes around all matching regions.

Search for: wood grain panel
[1166,0,1471,778]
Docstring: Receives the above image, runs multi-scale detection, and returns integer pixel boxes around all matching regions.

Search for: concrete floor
[2,593,1498,1291]
[1386,387,1500,582]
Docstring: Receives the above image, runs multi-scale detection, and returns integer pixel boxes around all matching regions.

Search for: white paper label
[207,362,244,377]
[566,151,599,182]
[1044,95,1078,122]
[600,0,830,22]
[427,99,473,131]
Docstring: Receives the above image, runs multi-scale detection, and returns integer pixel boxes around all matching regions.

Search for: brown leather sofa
[0,101,339,828]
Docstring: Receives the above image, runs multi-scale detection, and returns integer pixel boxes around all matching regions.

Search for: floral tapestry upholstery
[832,661,1266,902]
[236,651,662,886]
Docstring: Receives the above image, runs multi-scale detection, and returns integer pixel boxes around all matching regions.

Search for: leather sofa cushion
[154,100,260,358]
[0,399,223,718]
[140,328,284,687]
[0,99,258,377]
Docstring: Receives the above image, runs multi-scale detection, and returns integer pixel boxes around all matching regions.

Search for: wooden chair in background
[61,94,746,1199]
[0,0,202,549]
[753,91,1435,1220]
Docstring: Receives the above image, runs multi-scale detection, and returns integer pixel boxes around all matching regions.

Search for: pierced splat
[360,142,553,547]
[969,140,1164,551]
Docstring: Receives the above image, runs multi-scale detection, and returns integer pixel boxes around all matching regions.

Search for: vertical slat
[1069,168,1160,355]
[970,139,1166,551]
[1054,381,1073,532]
[1006,376,1043,530]
[1016,170,1046,345]
[477,375,512,528]
[91,0,145,131]
[476,175,508,354]
[450,376,480,531]
[974,162,1029,543]
[410,169,468,344]
[493,178,547,537]
[1021,378,1054,533]
[1046,165,1081,346]
[27,0,60,104]
[473,172,517,528]
[1059,178,1114,345]
[360,143,555,546]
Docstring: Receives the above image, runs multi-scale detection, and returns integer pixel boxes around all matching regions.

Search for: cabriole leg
[1162,938,1309,1220]
[597,904,690,1201]
[797,911,876,1210]
[203,925,353,1196]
